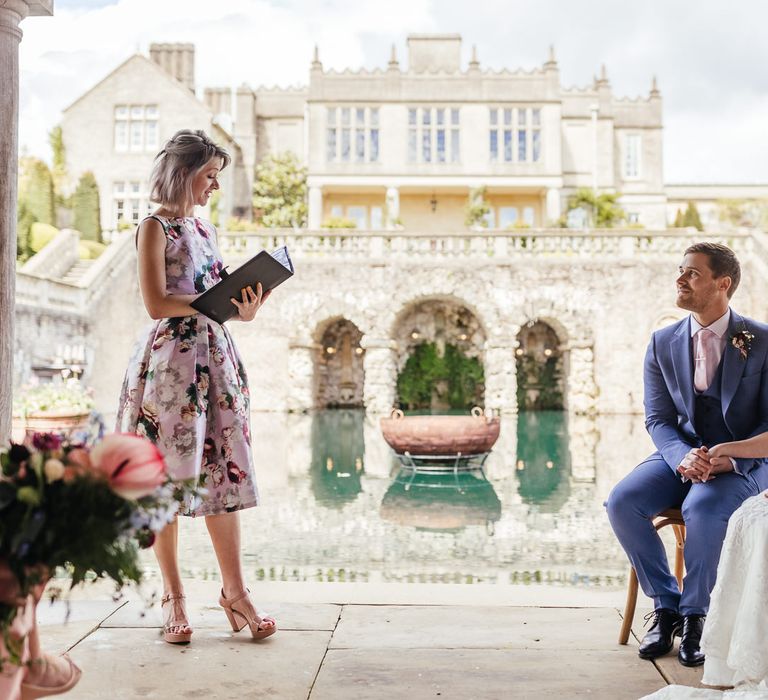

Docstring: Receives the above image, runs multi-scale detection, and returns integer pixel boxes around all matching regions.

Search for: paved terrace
[36,580,707,699]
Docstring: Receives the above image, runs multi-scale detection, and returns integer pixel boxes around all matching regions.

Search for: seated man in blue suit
[607,242,768,667]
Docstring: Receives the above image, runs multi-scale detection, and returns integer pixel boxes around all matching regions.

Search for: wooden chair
[619,508,686,644]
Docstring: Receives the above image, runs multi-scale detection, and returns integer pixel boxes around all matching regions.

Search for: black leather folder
[190,246,294,324]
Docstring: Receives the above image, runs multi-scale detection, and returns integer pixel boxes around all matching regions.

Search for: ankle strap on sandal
[161,592,186,605]
[220,588,249,607]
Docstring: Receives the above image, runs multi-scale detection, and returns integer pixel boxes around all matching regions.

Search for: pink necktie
[694,328,717,392]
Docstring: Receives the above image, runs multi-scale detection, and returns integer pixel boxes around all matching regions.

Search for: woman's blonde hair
[150,129,230,211]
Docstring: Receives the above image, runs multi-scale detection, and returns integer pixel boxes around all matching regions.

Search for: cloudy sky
[19,0,768,183]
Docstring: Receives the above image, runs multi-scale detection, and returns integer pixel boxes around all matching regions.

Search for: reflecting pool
[155,410,663,589]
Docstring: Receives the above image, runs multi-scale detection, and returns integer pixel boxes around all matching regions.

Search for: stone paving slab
[103,599,341,631]
[66,628,331,699]
[331,605,624,650]
[34,598,127,626]
[654,650,705,688]
[310,647,665,700]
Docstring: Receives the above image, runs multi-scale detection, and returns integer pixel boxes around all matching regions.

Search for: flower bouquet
[0,431,201,667]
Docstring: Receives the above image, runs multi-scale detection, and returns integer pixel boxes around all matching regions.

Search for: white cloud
[18,0,768,182]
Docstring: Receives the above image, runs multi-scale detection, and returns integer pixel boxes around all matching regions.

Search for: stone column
[308,185,322,229]
[567,344,598,415]
[0,1,53,441]
[286,339,318,412]
[484,334,519,415]
[361,337,397,415]
[385,186,400,229]
[545,187,561,225]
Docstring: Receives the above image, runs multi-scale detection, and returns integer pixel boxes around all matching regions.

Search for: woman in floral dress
[117,129,276,644]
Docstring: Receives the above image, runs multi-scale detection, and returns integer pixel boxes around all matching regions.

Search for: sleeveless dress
[116,215,259,516]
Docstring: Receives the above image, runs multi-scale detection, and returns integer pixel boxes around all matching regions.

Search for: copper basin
[380,407,500,456]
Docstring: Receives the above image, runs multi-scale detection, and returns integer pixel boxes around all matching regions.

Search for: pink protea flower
[90,434,167,500]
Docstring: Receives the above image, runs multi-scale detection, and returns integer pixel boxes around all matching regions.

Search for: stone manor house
[18,34,768,419]
[60,34,766,234]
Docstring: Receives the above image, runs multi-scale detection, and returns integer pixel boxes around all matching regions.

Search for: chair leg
[672,524,685,589]
[619,567,639,644]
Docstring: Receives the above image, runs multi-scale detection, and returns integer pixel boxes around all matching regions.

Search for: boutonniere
[730,327,755,360]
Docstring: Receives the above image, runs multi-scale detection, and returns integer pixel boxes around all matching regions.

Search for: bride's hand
[707,443,727,459]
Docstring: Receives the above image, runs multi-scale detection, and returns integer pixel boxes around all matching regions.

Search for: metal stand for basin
[396,450,491,491]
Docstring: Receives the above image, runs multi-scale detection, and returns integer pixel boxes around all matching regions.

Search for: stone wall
[15,229,768,419]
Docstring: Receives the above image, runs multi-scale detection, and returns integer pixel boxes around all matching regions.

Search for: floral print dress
[116,216,259,516]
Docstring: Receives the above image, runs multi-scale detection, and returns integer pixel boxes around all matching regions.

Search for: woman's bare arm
[709,432,768,460]
[136,218,199,319]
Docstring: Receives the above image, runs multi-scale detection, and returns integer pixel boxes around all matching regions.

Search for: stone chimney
[406,34,462,72]
[149,43,195,92]
[204,87,232,117]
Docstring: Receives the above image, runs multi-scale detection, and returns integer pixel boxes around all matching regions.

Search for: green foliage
[16,200,36,262]
[78,240,106,260]
[465,187,491,228]
[673,208,685,228]
[253,152,307,228]
[209,189,221,227]
[72,172,102,242]
[566,188,626,228]
[29,222,59,254]
[717,198,768,229]
[322,216,357,229]
[224,217,253,232]
[18,157,55,226]
[682,201,703,231]
[397,342,484,410]
[517,355,564,410]
[48,125,68,203]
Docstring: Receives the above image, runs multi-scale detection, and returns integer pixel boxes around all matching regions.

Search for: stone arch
[515,319,567,411]
[286,299,373,413]
[313,317,366,408]
[508,297,597,415]
[389,296,488,411]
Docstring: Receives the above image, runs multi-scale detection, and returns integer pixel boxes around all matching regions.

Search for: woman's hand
[230,283,270,322]
[707,443,728,459]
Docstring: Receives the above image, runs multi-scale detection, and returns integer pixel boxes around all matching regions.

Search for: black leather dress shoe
[638,609,682,659]
[678,614,706,667]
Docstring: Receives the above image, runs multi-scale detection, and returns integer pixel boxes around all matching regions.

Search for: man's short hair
[684,242,741,298]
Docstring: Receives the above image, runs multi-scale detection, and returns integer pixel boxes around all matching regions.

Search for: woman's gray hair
[150,129,230,210]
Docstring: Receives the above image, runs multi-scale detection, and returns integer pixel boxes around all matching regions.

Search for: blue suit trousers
[606,454,768,615]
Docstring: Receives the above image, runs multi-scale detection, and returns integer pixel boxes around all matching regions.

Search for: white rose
[44,458,65,483]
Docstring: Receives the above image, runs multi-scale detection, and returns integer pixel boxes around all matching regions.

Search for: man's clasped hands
[679,445,734,483]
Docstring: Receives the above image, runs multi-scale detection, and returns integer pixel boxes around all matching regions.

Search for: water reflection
[381,470,502,533]
[146,410,654,588]
[310,409,365,507]
[515,411,571,512]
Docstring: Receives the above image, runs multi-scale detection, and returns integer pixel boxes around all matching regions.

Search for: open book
[190,246,294,324]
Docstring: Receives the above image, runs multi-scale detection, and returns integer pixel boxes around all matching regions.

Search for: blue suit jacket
[644,309,768,475]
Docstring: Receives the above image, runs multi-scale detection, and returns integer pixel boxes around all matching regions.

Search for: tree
[72,172,102,242]
[16,199,36,262]
[18,157,55,225]
[673,209,685,228]
[565,188,625,228]
[252,152,307,228]
[48,125,68,204]
[682,201,703,231]
[465,187,491,228]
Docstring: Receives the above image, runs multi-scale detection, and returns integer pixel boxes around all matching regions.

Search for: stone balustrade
[20,228,80,279]
[15,230,135,315]
[218,227,757,262]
